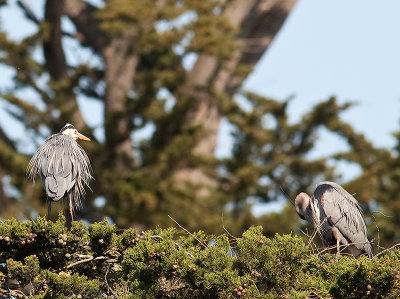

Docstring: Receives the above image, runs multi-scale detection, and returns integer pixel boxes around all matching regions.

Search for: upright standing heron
[295,181,372,258]
[28,124,93,221]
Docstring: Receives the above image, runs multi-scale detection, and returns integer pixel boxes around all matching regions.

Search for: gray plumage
[295,181,372,258]
[27,124,93,220]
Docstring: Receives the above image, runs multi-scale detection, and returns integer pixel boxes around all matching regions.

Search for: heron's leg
[69,194,74,222]
[47,200,51,220]
[331,227,340,261]
[336,238,340,261]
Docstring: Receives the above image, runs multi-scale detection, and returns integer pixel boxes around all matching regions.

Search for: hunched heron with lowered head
[295,181,373,258]
[28,124,93,221]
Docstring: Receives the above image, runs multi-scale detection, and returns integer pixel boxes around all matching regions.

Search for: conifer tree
[1,0,399,248]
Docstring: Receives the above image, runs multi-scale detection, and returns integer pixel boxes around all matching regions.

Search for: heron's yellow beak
[77,132,91,141]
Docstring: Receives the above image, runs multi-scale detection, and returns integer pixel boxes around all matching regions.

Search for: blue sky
[246,0,400,154]
[1,0,400,213]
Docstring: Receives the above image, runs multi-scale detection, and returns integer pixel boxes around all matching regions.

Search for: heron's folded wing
[316,182,370,252]
[45,176,59,200]
[42,149,75,200]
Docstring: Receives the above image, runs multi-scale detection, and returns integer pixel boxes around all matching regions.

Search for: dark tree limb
[185,0,297,158]
[103,35,138,168]
[171,0,297,194]
[224,0,298,95]
[63,0,108,53]
[17,0,40,25]
[44,0,86,130]
[64,0,137,168]
[44,0,67,80]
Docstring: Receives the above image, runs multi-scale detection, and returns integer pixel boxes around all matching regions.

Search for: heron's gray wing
[314,182,372,256]
[39,140,76,201]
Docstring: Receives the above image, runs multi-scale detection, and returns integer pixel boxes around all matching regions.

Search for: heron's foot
[69,205,74,222]
[335,240,340,262]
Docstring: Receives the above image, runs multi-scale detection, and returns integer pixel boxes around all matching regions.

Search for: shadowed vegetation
[1,215,400,298]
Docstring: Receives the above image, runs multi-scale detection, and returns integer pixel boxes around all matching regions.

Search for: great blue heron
[295,181,372,258]
[28,124,93,221]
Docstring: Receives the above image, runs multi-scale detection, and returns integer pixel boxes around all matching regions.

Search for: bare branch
[279,185,295,206]
[307,217,329,247]
[65,255,108,269]
[372,210,394,218]
[168,215,208,248]
[374,243,400,258]
[17,0,40,25]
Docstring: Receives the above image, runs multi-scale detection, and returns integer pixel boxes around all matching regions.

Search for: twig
[298,227,312,238]
[300,227,319,254]
[16,0,40,25]
[168,215,207,248]
[222,222,239,241]
[250,279,261,296]
[221,214,240,250]
[66,256,94,269]
[370,241,385,252]
[185,250,195,258]
[104,264,111,294]
[279,185,295,206]
[307,217,329,247]
[317,241,372,256]
[372,211,393,218]
[66,256,108,269]
[370,213,380,254]
[151,235,195,258]
[375,243,400,258]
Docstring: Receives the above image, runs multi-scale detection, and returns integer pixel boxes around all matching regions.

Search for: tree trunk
[102,36,138,170]
[65,0,137,170]
[44,0,85,129]
[174,0,298,191]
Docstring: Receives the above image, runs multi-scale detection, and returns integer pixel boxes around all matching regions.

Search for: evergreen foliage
[0,0,400,255]
[0,0,356,236]
[1,215,400,298]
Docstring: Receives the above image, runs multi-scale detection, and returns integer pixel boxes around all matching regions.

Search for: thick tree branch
[103,34,138,168]
[186,0,298,157]
[16,0,40,25]
[63,0,108,53]
[185,0,264,157]
[223,0,298,95]
[44,0,67,80]
[173,0,297,194]
[187,0,260,89]
[44,0,86,130]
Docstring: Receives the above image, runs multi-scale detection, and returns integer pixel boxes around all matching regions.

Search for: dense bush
[1,215,400,298]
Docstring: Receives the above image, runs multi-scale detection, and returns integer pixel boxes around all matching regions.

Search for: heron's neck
[310,197,321,226]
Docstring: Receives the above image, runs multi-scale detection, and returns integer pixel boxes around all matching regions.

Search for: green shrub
[1,215,400,298]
